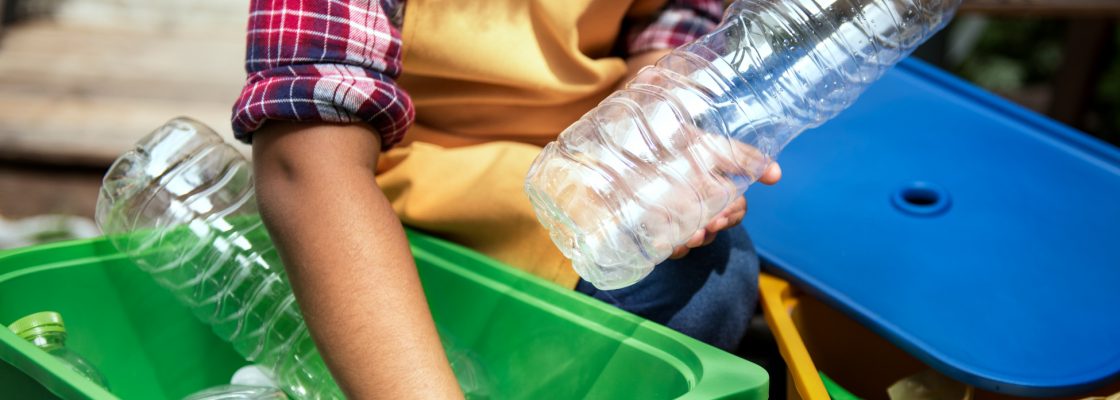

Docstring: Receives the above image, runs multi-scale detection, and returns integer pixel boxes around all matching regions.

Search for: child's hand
[623,49,783,260]
[669,163,782,259]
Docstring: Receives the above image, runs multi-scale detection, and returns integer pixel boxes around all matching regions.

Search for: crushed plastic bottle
[8,311,110,390]
[525,0,961,289]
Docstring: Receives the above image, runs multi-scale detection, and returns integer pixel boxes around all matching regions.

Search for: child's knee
[576,228,761,350]
[666,235,759,350]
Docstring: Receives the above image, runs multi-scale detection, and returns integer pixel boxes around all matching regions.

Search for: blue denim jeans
[575,227,759,352]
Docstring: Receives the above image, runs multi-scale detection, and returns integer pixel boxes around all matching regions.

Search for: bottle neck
[24,331,66,352]
[693,0,961,158]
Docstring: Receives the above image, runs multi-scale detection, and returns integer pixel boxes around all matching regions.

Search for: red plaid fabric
[232,0,410,149]
[232,0,723,150]
[627,0,724,55]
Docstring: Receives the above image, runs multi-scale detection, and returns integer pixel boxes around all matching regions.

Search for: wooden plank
[51,0,247,32]
[0,93,251,166]
[0,0,250,218]
[0,21,250,167]
[0,22,244,103]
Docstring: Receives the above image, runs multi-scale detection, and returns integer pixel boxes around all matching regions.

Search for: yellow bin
[758,273,1120,400]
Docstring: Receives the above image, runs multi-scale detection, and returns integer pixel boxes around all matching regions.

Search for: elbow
[248,121,383,212]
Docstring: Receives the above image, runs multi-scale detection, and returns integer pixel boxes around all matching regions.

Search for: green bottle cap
[8,311,66,341]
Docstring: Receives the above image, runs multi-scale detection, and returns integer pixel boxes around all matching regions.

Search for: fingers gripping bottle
[96,118,341,399]
[524,0,961,289]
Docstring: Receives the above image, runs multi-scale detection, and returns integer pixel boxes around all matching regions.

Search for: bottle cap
[8,311,66,341]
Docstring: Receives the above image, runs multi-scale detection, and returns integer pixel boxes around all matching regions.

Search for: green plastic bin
[0,230,767,399]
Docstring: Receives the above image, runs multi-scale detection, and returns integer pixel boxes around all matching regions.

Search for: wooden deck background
[0,0,250,219]
[0,0,250,166]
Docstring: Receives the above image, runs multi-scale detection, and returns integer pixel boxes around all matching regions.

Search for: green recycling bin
[0,230,767,399]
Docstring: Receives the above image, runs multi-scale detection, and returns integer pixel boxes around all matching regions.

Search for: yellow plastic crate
[758,273,1120,400]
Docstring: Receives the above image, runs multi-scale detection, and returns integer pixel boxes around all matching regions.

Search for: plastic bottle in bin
[95,118,341,399]
[524,0,961,289]
[8,311,110,390]
[95,118,488,399]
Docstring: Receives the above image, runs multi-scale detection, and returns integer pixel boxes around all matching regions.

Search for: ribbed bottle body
[96,118,341,399]
[526,0,959,289]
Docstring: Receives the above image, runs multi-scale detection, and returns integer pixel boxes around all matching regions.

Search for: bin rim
[1,232,769,399]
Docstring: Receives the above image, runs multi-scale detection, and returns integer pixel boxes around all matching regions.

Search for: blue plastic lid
[743,59,1120,396]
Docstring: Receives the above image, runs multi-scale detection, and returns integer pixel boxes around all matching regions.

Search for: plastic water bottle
[8,311,110,390]
[96,118,488,399]
[524,0,961,289]
[95,118,341,399]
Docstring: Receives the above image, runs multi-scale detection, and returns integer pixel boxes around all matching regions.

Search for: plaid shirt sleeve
[232,0,412,150]
[626,0,725,56]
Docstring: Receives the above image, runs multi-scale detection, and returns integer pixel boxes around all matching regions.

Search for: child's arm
[230,2,459,395]
[252,121,463,399]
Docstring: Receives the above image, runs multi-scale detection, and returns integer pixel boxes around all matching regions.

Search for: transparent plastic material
[8,312,109,390]
[95,118,487,399]
[525,0,961,289]
[440,328,491,400]
[184,385,290,400]
[95,118,339,399]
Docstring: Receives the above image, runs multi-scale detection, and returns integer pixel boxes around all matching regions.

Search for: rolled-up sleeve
[232,0,413,150]
[625,0,724,56]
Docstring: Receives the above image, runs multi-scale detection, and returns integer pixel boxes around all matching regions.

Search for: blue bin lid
[742,59,1120,396]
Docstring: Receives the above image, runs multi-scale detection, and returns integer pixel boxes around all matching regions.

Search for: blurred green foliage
[949,18,1119,146]
[954,19,1066,92]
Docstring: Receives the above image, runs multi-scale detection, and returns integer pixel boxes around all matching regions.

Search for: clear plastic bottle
[95,118,340,399]
[524,0,961,289]
[96,117,488,399]
[8,311,110,390]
